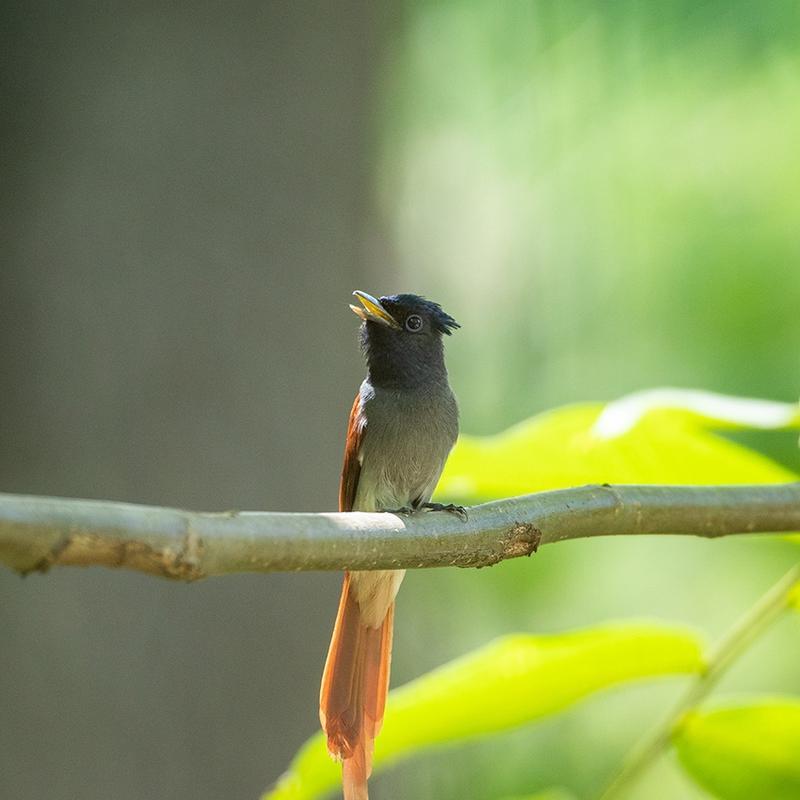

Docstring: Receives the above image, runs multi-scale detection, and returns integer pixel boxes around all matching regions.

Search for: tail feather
[342,744,370,800]
[320,572,394,799]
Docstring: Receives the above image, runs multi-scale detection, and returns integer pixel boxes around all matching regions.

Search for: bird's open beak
[350,290,401,329]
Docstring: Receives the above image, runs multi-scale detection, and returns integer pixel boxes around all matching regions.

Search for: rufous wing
[338,393,365,513]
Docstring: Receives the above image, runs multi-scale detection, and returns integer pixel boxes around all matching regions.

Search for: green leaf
[437,391,800,504]
[265,622,704,800]
[674,698,800,800]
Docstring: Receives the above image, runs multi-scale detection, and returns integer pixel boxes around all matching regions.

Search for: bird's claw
[421,502,469,522]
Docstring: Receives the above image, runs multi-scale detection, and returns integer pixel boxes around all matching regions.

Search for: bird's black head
[350,291,459,389]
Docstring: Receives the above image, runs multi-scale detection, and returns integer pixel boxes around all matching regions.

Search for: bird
[319,290,462,800]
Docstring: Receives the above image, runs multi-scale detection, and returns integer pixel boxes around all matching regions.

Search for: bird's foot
[420,502,469,522]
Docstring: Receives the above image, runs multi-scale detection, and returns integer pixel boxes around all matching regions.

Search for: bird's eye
[404,314,423,332]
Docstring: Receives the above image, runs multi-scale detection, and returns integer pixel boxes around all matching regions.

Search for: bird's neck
[363,341,449,392]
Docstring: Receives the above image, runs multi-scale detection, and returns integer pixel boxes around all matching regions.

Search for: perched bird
[319,291,462,799]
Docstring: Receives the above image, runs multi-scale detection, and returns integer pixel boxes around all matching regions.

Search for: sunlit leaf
[437,391,800,504]
[265,622,704,800]
[674,698,800,800]
[592,389,800,438]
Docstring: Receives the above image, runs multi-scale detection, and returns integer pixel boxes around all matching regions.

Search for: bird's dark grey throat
[360,294,459,391]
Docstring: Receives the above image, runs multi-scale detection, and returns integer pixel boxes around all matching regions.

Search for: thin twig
[0,483,798,579]
[598,564,800,800]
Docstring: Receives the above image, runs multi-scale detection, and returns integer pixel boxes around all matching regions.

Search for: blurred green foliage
[378,0,800,435]
[368,3,800,797]
[499,792,577,800]
[791,583,800,611]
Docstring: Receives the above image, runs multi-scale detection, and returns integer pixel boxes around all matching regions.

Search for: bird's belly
[354,391,457,514]
[354,437,447,513]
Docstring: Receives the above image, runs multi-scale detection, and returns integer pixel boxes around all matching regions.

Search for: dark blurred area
[1,3,388,799]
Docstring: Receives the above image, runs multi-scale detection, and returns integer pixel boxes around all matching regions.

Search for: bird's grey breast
[354,380,458,512]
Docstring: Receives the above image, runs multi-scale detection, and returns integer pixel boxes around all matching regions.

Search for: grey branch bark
[1,484,799,580]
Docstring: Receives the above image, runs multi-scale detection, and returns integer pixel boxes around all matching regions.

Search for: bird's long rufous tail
[319,571,394,800]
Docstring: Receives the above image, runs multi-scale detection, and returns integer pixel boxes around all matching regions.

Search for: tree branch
[1,484,798,580]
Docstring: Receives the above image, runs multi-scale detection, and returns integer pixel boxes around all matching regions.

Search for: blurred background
[2,2,799,799]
